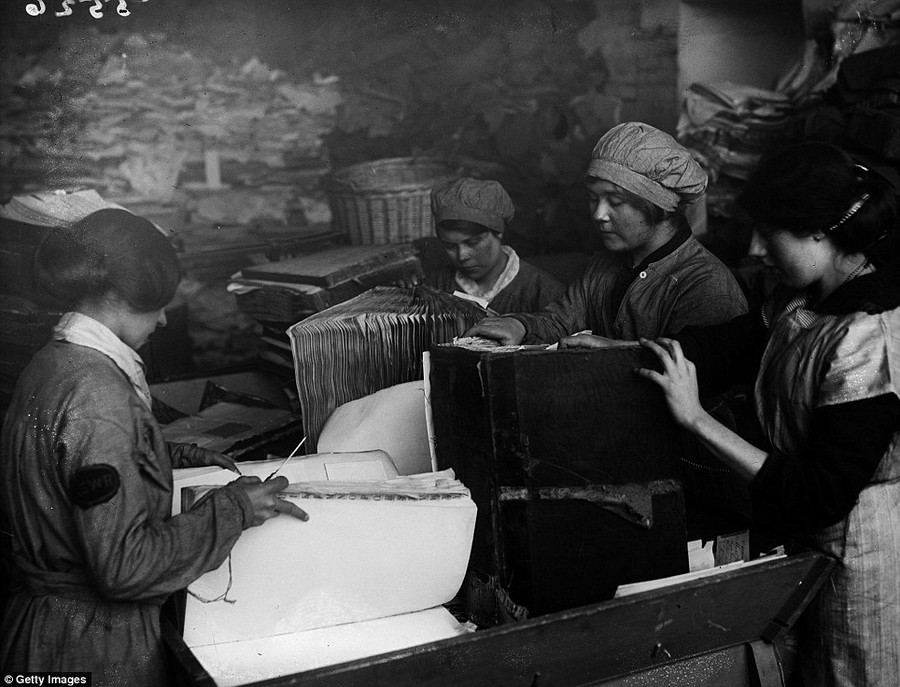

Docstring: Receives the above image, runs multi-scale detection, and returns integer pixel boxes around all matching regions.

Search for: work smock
[678,266,900,686]
[511,233,747,342]
[754,292,900,686]
[0,316,254,687]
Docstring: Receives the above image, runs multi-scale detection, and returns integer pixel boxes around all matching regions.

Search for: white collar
[454,245,520,303]
[53,312,152,409]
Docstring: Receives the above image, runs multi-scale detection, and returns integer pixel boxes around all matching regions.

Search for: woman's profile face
[119,305,168,351]
[748,226,829,289]
[437,226,504,283]
[587,179,659,263]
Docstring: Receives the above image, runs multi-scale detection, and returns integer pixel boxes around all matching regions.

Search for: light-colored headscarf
[587,121,707,212]
[431,177,515,233]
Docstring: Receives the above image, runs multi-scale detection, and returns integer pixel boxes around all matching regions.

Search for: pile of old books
[1,28,346,370]
[1,29,340,237]
[288,285,486,450]
[677,81,793,182]
[229,244,423,380]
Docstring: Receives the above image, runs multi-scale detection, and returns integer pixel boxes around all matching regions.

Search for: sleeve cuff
[223,483,255,530]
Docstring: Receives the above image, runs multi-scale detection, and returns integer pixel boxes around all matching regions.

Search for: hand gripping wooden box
[427,343,690,619]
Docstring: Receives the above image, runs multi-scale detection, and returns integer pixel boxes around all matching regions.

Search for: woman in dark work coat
[0,209,307,686]
[569,141,900,686]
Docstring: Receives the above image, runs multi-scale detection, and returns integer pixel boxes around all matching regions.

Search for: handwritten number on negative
[27,0,135,18]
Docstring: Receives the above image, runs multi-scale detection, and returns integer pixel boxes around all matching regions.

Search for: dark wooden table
[164,550,833,687]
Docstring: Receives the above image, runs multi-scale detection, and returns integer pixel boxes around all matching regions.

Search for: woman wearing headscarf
[467,121,747,344]
[423,177,565,313]
[0,209,308,686]
[616,141,899,686]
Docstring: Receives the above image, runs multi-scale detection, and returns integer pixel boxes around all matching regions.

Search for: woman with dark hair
[0,209,308,686]
[606,141,899,685]
[467,121,748,345]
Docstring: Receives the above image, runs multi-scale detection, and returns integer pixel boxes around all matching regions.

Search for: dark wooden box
[428,344,690,617]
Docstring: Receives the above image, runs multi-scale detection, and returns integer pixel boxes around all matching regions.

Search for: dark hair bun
[739,142,897,258]
[35,209,180,311]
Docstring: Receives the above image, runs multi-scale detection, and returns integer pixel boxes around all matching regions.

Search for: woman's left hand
[634,337,705,429]
[170,442,241,473]
[199,448,241,473]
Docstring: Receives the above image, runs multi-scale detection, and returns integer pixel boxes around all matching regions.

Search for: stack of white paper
[190,607,469,686]
[181,470,477,685]
[171,450,400,515]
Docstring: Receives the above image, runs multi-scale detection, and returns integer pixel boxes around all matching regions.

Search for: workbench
[164,550,833,687]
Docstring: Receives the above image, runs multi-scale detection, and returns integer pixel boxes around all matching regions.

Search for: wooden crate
[428,344,690,617]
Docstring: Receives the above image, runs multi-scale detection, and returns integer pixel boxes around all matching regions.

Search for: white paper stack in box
[175,457,477,686]
[287,285,486,451]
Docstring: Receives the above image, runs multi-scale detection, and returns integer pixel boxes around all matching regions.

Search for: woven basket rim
[324,156,457,193]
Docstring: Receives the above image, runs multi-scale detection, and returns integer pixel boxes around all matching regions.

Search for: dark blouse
[676,266,900,533]
[423,258,565,314]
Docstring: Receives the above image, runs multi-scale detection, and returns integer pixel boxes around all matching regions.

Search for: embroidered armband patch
[70,464,121,509]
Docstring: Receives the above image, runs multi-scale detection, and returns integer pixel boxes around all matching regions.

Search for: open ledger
[173,455,477,686]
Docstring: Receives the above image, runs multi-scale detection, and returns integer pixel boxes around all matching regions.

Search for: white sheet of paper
[190,606,471,687]
[183,487,476,646]
[317,381,433,476]
[614,554,787,597]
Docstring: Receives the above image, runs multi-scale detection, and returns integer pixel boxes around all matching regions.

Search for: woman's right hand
[231,476,309,527]
[634,337,705,430]
[465,317,526,345]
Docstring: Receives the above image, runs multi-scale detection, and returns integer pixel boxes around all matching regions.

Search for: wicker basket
[324,157,457,245]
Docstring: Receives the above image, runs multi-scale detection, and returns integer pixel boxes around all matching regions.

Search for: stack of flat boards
[161,402,303,462]
[288,285,486,451]
[229,243,423,324]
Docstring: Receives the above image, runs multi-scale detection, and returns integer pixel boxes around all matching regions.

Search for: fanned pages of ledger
[288,285,486,450]
[173,453,477,685]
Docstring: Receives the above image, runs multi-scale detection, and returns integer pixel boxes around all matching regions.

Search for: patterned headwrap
[431,178,514,233]
[587,122,707,212]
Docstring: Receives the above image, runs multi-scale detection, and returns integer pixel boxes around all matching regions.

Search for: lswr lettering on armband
[69,464,121,509]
